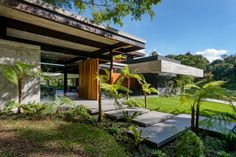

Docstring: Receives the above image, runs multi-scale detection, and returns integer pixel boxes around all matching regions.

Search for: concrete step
[76,100,128,114]
[128,114,208,148]
[133,111,174,127]
[104,107,150,120]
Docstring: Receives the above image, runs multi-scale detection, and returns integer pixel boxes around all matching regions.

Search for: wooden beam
[90,43,127,56]
[65,44,125,64]
[65,57,86,64]
[4,17,110,49]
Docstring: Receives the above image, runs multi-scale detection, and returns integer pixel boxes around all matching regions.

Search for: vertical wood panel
[79,58,98,100]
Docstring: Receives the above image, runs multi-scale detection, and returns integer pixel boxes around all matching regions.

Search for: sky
[111,0,236,62]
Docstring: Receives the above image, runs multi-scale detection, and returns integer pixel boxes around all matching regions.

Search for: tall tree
[166,52,210,71]
[42,0,161,26]
[208,55,236,81]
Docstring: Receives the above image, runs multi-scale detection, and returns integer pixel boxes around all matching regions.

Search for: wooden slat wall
[79,58,98,100]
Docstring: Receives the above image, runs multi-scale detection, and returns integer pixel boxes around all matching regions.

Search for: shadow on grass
[0,120,128,157]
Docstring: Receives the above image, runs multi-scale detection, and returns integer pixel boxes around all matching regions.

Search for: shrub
[151,149,166,157]
[21,102,48,116]
[216,151,230,157]
[176,130,205,157]
[1,101,19,114]
[57,105,92,122]
[123,110,139,126]
[124,98,143,108]
[129,126,143,147]
[55,96,75,107]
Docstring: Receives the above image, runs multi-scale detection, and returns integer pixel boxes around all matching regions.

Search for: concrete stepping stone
[132,111,174,127]
[130,114,192,147]
[104,107,150,120]
[87,104,128,114]
[75,100,127,114]
[128,114,208,147]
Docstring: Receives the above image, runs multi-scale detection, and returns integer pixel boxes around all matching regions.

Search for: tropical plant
[180,81,226,132]
[113,54,127,62]
[123,110,139,126]
[96,69,130,122]
[176,75,194,94]
[2,61,41,113]
[57,105,92,122]
[216,151,230,157]
[124,98,143,108]
[140,79,159,108]
[55,96,76,107]
[176,130,205,157]
[21,102,48,116]
[151,149,167,157]
[129,125,143,147]
[121,66,142,100]
[0,101,19,114]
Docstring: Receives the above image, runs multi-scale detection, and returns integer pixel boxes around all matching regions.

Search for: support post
[64,64,68,96]
[109,50,113,84]
[0,17,6,38]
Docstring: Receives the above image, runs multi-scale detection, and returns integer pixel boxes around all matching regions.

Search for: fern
[129,125,143,146]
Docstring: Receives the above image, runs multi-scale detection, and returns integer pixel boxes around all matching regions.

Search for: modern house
[0,0,146,106]
[0,0,203,106]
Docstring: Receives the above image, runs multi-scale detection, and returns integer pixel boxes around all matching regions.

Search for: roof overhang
[0,0,146,64]
[127,56,204,77]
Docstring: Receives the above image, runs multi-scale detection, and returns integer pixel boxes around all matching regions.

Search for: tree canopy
[208,55,236,81]
[166,52,210,71]
[42,0,161,26]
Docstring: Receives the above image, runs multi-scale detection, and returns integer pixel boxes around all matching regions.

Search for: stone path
[73,99,236,148]
[129,114,193,147]
[130,115,208,147]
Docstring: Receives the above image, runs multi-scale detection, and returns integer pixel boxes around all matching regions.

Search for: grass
[0,118,129,157]
[135,96,236,117]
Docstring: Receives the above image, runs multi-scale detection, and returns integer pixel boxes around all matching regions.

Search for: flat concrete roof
[0,0,146,65]
[127,55,204,77]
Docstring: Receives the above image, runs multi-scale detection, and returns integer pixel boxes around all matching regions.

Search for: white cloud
[195,49,228,62]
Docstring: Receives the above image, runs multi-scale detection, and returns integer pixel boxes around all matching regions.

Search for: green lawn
[136,96,236,117]
[0,119,129,157]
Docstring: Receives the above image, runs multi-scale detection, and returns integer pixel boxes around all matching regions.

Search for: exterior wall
[0,39,41,108]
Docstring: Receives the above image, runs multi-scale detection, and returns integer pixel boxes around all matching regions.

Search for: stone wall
[0,39,41,108]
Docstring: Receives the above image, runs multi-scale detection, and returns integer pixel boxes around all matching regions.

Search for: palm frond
[203,81,225,89]
[185,84,200,90]
[3,67,18,85]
